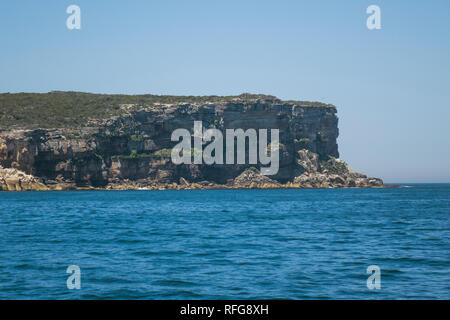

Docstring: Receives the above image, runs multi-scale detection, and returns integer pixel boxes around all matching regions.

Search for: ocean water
[0,184,448,300]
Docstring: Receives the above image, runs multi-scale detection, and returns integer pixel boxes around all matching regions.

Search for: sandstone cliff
[0,92,384,190]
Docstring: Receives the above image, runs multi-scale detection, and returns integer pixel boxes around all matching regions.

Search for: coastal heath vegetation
[0,92,332,130]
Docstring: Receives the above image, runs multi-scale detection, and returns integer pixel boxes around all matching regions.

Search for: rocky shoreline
[0,166,48,191]
[1,156,388,191]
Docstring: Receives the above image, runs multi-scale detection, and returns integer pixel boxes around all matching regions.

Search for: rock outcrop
[292,155,383,188]
[233,169,281,188]
[0,92,385,190]
[0,166,48,191]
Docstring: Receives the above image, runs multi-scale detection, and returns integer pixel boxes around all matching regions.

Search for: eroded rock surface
[293,155,383,188]
[233,170,281,188]
[0,166,48,191]
[0,93,386,190]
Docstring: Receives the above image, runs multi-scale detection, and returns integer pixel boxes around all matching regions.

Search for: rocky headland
[0,92,385,191]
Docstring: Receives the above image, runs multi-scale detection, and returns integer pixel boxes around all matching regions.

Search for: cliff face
[0,93,383,190]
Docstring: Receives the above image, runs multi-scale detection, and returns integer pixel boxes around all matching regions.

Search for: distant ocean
[0,184,448,299]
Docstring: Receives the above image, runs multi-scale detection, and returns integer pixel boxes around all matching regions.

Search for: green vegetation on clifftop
[0,91,335,130]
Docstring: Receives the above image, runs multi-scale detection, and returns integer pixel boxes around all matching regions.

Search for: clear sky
[0,0,449,183]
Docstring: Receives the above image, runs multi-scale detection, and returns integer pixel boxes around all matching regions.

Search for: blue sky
[0,0,449,182]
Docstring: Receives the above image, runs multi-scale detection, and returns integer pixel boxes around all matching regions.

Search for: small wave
[152,279,197,287]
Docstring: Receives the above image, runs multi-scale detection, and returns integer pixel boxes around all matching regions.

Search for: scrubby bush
[0,91,332,129]
[130,134,144,142]
[151,149,172,158]
[320,156,349,174]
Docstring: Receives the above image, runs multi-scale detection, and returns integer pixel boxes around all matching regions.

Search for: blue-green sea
[0,184,449,299]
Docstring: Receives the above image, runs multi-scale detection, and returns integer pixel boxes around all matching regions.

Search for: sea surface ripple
[0,184,448,299]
